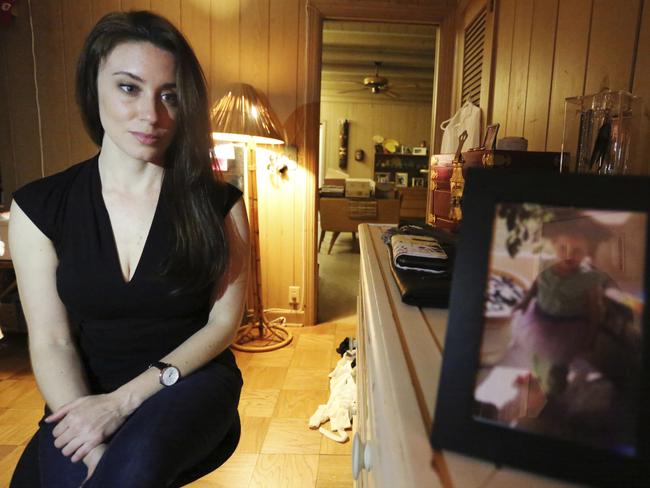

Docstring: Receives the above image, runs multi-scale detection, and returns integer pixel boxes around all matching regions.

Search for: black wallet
[386,227,457,307]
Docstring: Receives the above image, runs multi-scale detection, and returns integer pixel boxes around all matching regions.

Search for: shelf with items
[374,153,429,188]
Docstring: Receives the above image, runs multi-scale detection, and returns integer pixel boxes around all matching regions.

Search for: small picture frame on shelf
[374,172,390,184]
[482,123,500,150]
[431,168,650,488]
[411,177,425,187]
[395,172,408,187]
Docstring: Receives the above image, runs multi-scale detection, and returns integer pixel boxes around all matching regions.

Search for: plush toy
[0,0,17,27]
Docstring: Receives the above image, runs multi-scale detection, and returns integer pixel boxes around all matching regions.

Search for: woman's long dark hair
[76,11,228,293]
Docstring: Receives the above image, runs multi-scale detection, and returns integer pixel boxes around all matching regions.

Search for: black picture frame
[482,123,500,150]
[431,168,650,487]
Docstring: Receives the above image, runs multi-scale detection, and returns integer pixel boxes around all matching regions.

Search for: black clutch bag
[386,227,457,307]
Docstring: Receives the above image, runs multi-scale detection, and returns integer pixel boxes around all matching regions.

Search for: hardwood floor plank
[319,431,352,456]
[0,407,43,426]
[290,348,332,369]
[295,334,335,350]
[237,417,272,454]
[247,347,295,368]
[241,366,288,390]
[261,418,322,455]
[0,421,37,445]
[238,389,281,418]
[189,452,259,487]
[316,454,352,488]
[273,389,328,419]
[0,445,22,487]
[249,454,319,488]
[283,368,330,391]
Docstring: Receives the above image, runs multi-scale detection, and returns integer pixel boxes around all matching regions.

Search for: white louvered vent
[461,7,487,107]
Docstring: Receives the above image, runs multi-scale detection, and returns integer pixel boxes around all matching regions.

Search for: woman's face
[96,41,178,164]
[552,234,590,272]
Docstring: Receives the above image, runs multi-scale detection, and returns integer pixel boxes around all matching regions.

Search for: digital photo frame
[431,168,650,487]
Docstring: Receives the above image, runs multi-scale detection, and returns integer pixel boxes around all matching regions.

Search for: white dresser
[354,224,576,488]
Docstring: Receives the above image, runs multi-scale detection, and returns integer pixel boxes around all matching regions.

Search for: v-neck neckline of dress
[94,157,162,286]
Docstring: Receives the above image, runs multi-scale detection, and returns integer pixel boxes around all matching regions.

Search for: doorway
[316,20,437,323]
[301,2,455,326]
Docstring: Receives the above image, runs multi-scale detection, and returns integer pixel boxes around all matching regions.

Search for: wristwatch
[148,361,181,387]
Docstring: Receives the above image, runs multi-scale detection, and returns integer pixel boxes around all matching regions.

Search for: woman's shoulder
[212,180,243,217]
[14,156,96,203]
[12,155,97,241]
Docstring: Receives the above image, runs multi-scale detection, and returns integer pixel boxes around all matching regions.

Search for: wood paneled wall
[320,100,432,179]
[485,0,650,174]
[0,0,449,324]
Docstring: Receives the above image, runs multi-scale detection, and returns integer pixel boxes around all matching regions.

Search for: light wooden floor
[0,318,356,487]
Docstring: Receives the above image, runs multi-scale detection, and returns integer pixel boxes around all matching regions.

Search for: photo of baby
[473,204,645,456]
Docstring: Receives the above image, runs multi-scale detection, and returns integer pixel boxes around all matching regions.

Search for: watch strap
[149,361,171,370]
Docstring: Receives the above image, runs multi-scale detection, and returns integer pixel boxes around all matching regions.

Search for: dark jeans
[10,359,242,488]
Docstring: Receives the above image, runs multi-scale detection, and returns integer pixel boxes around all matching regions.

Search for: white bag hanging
[440,101,481,154]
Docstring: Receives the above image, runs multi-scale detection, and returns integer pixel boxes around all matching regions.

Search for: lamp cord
[27,0,45,178]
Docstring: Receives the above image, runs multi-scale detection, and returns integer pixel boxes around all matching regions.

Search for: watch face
[161,366,180,386]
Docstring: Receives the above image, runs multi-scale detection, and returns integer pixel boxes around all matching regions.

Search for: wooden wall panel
[92,0,121,21]
[522,0,557,151]
[181,1,212,90]
[631,0,650,175]
[488,0,514,130]
[504,0,532,136]
[62,1,97,164]
[0,33,17,204]
[121,0,151,10]
[209,0,240,102]
[149,0,181,26]
[545,0,593,152]
[269,0,300,133]
[3,7,43,192]
[31,0,72,176]
[268,0,301,306]
[584,0,640,94]
[240,0,270,91]
[465,0,645,166]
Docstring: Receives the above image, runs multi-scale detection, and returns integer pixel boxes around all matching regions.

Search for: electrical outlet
[289,286,300,304]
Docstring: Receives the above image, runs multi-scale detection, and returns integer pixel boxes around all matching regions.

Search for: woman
[9,11,249,487]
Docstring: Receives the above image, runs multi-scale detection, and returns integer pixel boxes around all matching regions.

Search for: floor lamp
[211,83,293,352]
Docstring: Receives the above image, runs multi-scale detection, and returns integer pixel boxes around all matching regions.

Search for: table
[355,224,577,487]
[318,197,400,254]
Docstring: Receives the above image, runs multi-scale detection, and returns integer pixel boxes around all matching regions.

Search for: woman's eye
[119,83,138,94]
[162,92,178,105]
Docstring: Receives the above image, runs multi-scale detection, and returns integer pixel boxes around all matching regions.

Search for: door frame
[301,0,457,325]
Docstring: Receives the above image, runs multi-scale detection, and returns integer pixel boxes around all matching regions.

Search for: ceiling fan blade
[391,82,421,89]
[382,90,400,99]
[337,87,368,94]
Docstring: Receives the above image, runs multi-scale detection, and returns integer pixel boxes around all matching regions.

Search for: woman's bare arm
[9,201,91,409]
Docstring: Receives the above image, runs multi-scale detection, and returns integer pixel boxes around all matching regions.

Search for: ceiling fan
[338,62,399,99]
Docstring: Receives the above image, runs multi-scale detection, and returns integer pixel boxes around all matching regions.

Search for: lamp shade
[211,83,285,145]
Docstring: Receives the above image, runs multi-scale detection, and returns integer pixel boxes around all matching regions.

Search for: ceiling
[320,21,436,104]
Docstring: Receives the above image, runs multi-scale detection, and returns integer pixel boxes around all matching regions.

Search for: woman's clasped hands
[45,394,129,470]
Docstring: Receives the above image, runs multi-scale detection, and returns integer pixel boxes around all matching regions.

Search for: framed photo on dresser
[431,167,650,488]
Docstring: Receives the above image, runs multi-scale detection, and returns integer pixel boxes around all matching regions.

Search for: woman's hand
[45,394,128,462]
[81,443,107,486]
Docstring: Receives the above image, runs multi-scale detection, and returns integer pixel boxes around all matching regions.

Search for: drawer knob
[352,432,372,479]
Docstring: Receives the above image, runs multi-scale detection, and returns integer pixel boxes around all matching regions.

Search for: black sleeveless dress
[13,155,242,393]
